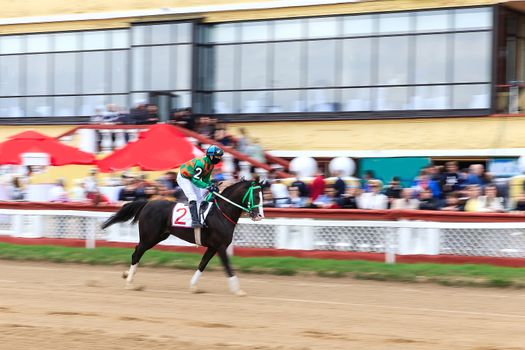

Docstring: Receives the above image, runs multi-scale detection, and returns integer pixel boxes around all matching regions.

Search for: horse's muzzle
[250,213,264,221]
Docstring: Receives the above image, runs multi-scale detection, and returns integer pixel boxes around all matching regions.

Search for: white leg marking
[125,264,137,286]
[190,270,202,293]
[228,276,246,296]
[194,227,202,246]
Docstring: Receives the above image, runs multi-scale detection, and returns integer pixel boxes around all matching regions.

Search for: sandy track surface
[1,260,524,350]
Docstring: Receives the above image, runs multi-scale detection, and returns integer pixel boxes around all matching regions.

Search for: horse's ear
[259,178,270,188]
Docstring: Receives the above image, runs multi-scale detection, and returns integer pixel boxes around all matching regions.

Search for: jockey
[177,145,224,228]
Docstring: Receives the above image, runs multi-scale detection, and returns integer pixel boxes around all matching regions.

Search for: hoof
[189,285,198,294]
[235,289,247,297]
[122,271,128,279]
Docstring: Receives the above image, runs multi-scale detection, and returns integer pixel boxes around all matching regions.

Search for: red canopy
[0,130,95,166]
[97,124,204,172]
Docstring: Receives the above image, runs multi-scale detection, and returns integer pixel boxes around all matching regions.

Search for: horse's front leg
[217,246,245,296]
[190,246,217,293]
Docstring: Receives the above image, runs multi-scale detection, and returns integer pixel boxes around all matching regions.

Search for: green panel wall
[358,157,431,187]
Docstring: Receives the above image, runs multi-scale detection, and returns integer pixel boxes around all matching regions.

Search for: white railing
[1,208,525,263]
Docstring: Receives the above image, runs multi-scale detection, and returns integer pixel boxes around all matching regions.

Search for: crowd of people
[264,162,525,213]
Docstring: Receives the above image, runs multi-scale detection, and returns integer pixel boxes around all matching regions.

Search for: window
[378,36,409,85]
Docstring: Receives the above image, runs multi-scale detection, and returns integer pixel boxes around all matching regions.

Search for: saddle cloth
[171,202,212,228]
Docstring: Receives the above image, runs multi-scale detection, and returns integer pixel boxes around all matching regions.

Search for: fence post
[385,226,396,264]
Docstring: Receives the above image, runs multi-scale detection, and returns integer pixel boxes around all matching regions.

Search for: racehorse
[101,179,264,296]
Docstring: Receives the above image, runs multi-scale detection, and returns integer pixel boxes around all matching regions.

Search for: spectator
[384,176,402,208]
[245,138,266,164]
[69,179,87,202]
[262,188,275,208]
[270,178,290,208]
[478,184,505,212]
[157,171,181,198]
[288,186,308,208]
[332,170,346,198]
[144,104,160,124]
[418,188,440,210]
[337,186,359,209]
[8,176,25,201]
[511,192,525,212]
[214,127,234,147]
[412,171,441,199]
[49,179,69,202]
[440,192,462,211]
[312,187,340,209]
[361,170,376,192]
[391,188,419,210]
[464,164,491,188]
[90,106,105,124]
[84,168,99,194]
[358,180,388,209]
[102,103,120,123]
[440,161,462,195]
[290,173,309,198]
[196,116,215,139]
[236,127,250,155]
[128,101,149,125]
[309,171,326,202]
[86,189,111,205]
[170,107,196,131]
[463,185,484,212]
[118,176,138,202]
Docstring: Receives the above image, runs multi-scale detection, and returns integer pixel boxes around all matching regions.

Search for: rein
[209,184,262,225]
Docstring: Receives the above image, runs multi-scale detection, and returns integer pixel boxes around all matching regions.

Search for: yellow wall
[228,116,525,151]
[0,0,503,34]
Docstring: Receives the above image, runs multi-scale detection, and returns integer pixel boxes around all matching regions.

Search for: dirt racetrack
[1,260,524,350]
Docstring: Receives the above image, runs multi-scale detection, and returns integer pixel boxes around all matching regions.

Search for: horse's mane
[220,179,253,198]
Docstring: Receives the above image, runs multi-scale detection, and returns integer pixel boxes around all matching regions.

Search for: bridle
[208,182,264,224]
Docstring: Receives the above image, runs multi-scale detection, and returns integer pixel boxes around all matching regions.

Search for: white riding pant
[177,173,207,206]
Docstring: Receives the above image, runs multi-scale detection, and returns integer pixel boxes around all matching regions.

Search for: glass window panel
[343,15,375,36]
[1,35,24,54]
[173,91,192,109]
[342,38,372,86]
[271,90,304,112]
[174,44,191,90]
[150,46,171,90]
[307,89,337,112]
[274,19,303,40]
[241,21,269,42]
[82,51,106,93]
[109,94,128,110]
[175,23,192,43]
[151,24,172,44]
[0,98,24,117]
[308,17,338,38]
[26,97,52,117]
[340,88,371,111]
[240,43,268,89]
[213,92,235,113]
[307,40,336,87]
[26,54,49,95]
[111,50,128,93]
[273,42,302,88]
[415,34,448,84]
[130,93,148,108]
[0,56,21,96]
[54,96,77,116]
[212,24,238,43]
[132,26,146,46]
[132,47,146,91]
[240,91,271,113]
[453,32,491,82]
[375,87,409,110]
[452,84,490,109]
[214,45,236,90]
[83,31,108,50]
[80,95,105,116]
[26,34,51,52]
[378,13,411,34]
[111,29,129,49]
[378,36,409,85]
[53,53,77,94]
[455,7,492,30]
[54,32,79,51]
[412,85,450,109]
[415,10,451,32]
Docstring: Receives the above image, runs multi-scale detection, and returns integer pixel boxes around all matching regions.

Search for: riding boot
[200,201,209,227]
[189,201,202,228]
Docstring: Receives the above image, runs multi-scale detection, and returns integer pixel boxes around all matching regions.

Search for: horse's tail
[101,200,148,229]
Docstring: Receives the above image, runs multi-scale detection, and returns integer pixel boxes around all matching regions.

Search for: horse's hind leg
[124,231,168,289]
[190,247,216,293]
[217,247,245,296]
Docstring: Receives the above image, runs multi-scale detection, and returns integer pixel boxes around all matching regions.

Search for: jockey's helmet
[206,145,224,164]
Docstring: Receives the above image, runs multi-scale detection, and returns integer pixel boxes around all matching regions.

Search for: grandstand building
[1,0,525,179]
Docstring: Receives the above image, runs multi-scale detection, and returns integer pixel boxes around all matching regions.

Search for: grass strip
[0,242,524,288]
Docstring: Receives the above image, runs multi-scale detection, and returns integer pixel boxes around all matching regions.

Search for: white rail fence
[1,208,525,263]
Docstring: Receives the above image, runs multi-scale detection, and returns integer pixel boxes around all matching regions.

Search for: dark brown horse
[101,179,264,295]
